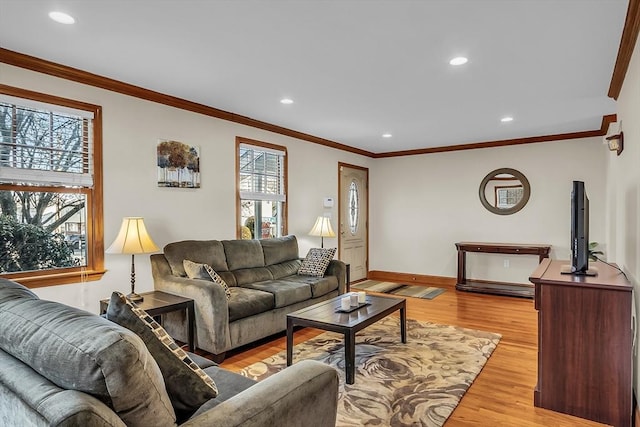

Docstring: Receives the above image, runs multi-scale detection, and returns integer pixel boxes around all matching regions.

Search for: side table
[100,290,195,352]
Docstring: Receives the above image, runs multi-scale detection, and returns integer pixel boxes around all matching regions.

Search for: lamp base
[127,292,144,303]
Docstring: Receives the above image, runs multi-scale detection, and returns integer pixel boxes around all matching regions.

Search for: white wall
[605,38,640,391]
[0,61,619,315]
[0,63,371,311]
[370,138,608,283]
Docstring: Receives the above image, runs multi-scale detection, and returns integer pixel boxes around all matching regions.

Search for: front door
[338,163,368,283]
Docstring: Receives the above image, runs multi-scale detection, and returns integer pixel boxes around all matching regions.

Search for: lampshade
[308,216,336,238]
[106,217,159,254]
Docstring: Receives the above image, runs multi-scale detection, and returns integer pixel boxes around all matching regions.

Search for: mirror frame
[479,168,530,215]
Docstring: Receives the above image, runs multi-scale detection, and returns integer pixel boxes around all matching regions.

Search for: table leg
[187,302,195,352]
[345,330,356,384]
[99,301,108,315]
[400,303,407,343]
[346,263,351,293]
[286,317,294,366]
[457,249,466,285]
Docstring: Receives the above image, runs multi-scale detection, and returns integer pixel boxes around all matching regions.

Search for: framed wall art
[157,140,200,188]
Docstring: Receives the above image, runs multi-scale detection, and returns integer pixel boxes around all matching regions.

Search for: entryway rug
[240,317,501,427]
[352,280,446,300]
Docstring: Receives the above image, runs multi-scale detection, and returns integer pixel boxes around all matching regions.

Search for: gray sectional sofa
[0,278,339,427]
[151,235,347,359]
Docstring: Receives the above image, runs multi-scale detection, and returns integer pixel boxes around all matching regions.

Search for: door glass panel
[348,180,359,234]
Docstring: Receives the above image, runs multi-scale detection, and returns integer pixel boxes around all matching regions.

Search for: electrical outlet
[503,259,510,268]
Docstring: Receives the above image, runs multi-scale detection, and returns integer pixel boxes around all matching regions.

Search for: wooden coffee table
[286,293,406,384]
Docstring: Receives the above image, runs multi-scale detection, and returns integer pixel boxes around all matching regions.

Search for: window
[348,180,359,234]
[236,137,287,239]
[0,86,104,287]
[495,185,524,209]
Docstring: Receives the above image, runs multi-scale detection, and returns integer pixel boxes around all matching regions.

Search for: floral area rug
[240,317,501,427]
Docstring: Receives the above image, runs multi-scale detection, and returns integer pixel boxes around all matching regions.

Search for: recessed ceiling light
[501,116,514,122]
[449,57,468,66]
[49,11,75,24]
[382,133,392,138]
[280,98,294,105]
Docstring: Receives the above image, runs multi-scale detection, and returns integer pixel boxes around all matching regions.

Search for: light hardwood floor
[218,283,610,426]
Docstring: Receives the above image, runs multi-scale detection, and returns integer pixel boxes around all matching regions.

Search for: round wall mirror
[479,168,530,215]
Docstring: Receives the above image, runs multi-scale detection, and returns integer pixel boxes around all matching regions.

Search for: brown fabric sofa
[151,235,346,359]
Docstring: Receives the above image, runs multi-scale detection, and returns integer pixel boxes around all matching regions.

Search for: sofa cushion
[183,259,231,299]
[106,292,218,422]
[190,366,257,416]
[261,235,299,266]
[0,278,39,302]
[218,270,238,287]
[241,280,312,308]
[298,247,336,277]
[233,266,273,286]
[267,259,303,279]
[0,348,127,427]
[0,281,176,427]
[283,274,339,298]
[223,239,265,270]
[228,287,275,322]
[187,351,218,369]
[164,240,228,276]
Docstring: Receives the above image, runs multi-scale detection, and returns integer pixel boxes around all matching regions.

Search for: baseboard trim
[367,270,456,287]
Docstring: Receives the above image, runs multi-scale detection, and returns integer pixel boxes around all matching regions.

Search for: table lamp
[308,216,336,248]
[106,217,159,302]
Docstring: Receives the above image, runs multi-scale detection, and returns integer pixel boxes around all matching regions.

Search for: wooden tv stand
[455,242,551,298]
[529,258,632,426]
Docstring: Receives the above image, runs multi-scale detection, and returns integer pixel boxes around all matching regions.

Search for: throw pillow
[183,259,231,300]
[183,258,209,280]
[298,247,336,277]
[106,292,218,422]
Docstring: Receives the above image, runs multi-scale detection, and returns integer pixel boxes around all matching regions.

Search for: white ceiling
[0,0,629,154]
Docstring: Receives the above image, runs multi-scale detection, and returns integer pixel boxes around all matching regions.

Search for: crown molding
[373,115,617,158]
[0,45,623,158]
[608,0,640,100]
[0,48,374,158]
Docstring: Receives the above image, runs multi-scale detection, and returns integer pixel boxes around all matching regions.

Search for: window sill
[2,269,107,288]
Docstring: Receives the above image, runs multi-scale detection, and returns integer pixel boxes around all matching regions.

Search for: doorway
[338,163,369,282]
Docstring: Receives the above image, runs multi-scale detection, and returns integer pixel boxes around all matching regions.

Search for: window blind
[238,145,285,202]
[0,100,93,187]
[0,94,95,119]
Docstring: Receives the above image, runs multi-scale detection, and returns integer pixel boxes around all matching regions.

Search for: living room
[0,1,639,426]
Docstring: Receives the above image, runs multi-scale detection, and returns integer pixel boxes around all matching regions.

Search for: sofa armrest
[151,254,230,355]
[325,259,347,294]
[181,360,338,427]
[0,349,127,427]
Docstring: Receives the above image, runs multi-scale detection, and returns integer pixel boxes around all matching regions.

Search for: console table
[529,259,632,426]
[455,242,551,298]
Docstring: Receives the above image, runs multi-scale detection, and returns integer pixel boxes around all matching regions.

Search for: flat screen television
[564,180,597,276]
